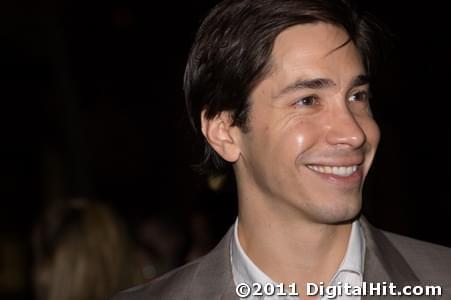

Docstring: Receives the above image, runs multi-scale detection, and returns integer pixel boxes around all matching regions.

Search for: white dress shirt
[230,219,365,299]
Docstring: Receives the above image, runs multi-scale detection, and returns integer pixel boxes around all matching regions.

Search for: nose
[325,106,366,149]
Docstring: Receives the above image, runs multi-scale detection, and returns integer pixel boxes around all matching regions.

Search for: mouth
[305,163,364,186]
[306,164,359,177]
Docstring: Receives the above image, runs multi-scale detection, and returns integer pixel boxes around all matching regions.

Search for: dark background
[1,0,450,299]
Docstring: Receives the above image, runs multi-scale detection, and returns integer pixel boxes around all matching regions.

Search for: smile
[306,165,359,177]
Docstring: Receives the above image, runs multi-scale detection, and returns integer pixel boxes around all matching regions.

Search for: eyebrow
[274,74,370,99]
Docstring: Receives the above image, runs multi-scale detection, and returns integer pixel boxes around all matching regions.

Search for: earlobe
[201,110,241,163]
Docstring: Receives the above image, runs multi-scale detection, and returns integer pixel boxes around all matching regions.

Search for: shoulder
[381,229,451,283]
[111,225,235,300]
[111,258,203,300]
[383,229,451,259]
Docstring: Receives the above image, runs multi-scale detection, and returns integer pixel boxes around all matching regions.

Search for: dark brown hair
[184,0,384,173]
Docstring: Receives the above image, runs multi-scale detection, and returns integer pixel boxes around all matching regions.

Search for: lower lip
[307,166,363,186]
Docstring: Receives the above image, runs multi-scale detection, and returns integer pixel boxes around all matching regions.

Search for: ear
[201,110,241,163]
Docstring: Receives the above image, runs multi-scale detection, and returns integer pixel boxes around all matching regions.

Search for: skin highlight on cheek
[295,135,305,147]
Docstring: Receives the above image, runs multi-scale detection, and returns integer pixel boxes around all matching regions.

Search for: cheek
[363,119,380,149]
[276,121,320,162]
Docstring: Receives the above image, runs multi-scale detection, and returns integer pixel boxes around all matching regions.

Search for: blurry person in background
[32,198,144,300]
[133,214,190,278]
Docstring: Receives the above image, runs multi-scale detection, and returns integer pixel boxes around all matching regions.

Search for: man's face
[234,23,380,224]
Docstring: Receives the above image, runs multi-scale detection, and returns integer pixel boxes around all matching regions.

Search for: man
[113,0,451,299]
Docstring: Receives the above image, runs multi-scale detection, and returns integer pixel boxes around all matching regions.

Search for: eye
[294,95,319,107]
[349,90,370,102]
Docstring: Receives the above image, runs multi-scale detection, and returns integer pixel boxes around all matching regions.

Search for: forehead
[268,23,364,79]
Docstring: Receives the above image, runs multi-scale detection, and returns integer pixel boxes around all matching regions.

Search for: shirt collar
[339,220,365,275]
[230,218,275,287]
[230,218,366,287]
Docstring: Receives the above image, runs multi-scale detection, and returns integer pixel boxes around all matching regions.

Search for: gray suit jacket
[113,217,451,299]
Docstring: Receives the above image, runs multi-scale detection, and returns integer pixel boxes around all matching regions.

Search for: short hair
[184,0,385,173]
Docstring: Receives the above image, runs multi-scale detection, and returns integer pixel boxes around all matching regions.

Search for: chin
[306,197,362,225]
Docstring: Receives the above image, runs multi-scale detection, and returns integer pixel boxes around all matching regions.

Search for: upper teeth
[307,165,358,177]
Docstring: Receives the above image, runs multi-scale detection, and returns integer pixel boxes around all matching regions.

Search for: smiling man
[113,0,451,299]
[223,23,380,296]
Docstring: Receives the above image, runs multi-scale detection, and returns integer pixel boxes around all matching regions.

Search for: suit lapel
[359,217,437,299]
[360,217,419,282]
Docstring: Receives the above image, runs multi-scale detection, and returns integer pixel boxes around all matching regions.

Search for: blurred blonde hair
[33,199,143,300]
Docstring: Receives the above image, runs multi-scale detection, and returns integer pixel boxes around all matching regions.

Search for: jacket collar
[359,216,439,299]
[186,226,237,299]
[189,216,426,299]
[359,216,420,285]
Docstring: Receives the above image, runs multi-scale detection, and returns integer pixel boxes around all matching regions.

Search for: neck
[237,196,352,294]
